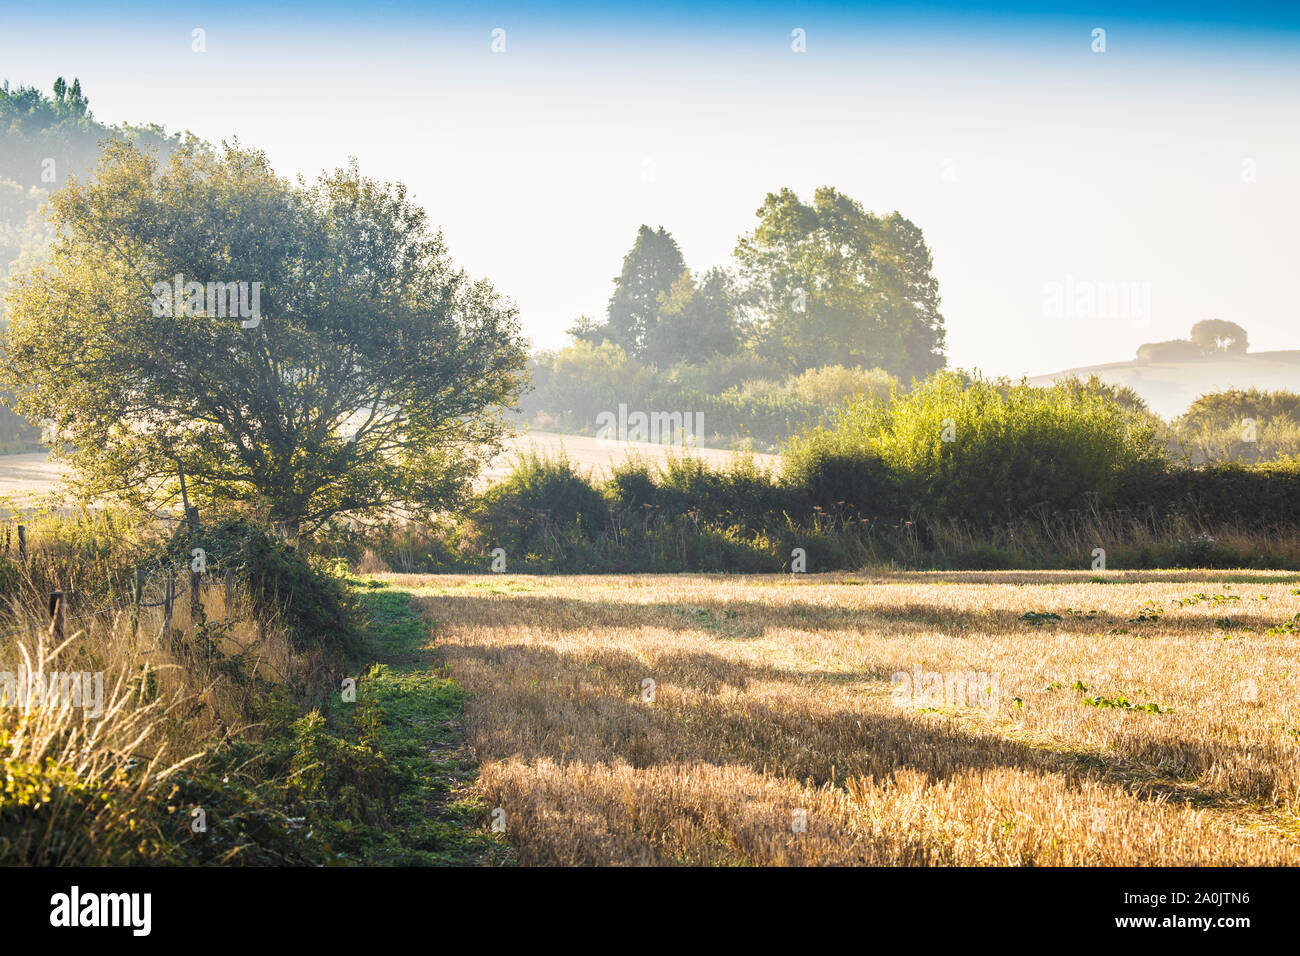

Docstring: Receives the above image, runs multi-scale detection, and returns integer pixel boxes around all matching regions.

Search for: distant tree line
[0,78,180,452]
[529,187,947,445]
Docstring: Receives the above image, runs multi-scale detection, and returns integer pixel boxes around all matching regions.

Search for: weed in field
[1128,600,1164,623]
[1265,613,1300,635]
[1081,694,1165,713]
[1019,611,1062,626]
[1174,592,1241,608]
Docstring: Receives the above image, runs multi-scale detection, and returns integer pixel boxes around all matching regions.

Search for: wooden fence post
[48,590,65,641]
[160,572,174,645]
[190,566,203,623]
[18,525,26,563]
[224,568,234,609]
[130,568,145,645]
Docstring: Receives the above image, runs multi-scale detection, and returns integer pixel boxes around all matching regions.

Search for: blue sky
[4,1,1299,376]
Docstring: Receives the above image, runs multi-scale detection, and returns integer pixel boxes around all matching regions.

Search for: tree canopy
[649,267,740,366]
[571,189,947,382]
[1190,318,1249,353]
[1,140,527,538]
[734,187,946,381]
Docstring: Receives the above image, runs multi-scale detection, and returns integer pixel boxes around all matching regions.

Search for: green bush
[1180,387,1300,430]
[1174,388,1300,463]
[1117,458,1300,527]
[784,372,1168,524]
[176,519,364,660]
[786,364,897,408]
[472,451,609,552]
[605,456,660,514]
[652,452,786,524]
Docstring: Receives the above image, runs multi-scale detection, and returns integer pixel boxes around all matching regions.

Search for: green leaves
[784,371,1169,524]
[1019,610,1063,626]
[733,187,945,380]
[1,142,528,535]
[1082,695,1165,714]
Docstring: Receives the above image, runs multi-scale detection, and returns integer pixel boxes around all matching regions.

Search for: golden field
[391,570,1300,866]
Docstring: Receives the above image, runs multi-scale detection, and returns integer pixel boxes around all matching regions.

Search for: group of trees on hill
[1136,319,1250,363]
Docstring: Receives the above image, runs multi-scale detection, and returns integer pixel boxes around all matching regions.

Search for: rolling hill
[1028,350,1300,419]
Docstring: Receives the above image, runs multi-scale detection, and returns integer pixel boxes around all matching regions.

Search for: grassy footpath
[336,581,513,865]
[171,579,511,865]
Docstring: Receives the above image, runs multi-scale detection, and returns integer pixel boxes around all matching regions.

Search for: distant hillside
[1029,351,1300,419]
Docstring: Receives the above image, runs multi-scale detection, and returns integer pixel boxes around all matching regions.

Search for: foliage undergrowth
[0,512,496,865]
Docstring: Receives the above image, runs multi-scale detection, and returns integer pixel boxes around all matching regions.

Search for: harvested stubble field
[385,570,1300,865]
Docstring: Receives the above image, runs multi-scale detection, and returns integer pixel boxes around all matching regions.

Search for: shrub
[787,364,897,408]
[676,384,819,449]
[1180,388,1300,431]
[784,372,1168,524]
[1136,339,1205,362]
[1052,374,1152,415]
[472,451,609,554]
[544,341,654,427]
[1116,457,1300,527]
[1174,388,1300,463]
[605,456,660,514]
[177,519,364,660]
[653,451,786,524]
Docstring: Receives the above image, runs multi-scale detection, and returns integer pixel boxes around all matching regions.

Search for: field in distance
[0,431,776,501]
[388,569,1300,865]
[482,430,777,484]
[1029,350,1300,420]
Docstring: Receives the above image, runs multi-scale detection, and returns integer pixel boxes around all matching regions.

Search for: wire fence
[0,520,245,645]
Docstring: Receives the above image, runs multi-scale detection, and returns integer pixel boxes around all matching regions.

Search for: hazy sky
[4,1,1299,377]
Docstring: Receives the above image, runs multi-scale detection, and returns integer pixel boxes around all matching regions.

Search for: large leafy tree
[734,186,946,380]
[2,140,527,539]
[881,212,947,380]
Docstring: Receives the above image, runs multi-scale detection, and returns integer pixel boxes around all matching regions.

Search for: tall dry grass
[400,569,1300,865]
[0,572,311,864]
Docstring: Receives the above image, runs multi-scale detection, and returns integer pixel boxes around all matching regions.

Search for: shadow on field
[430,609,1284,812]
[422,590,1300,641]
